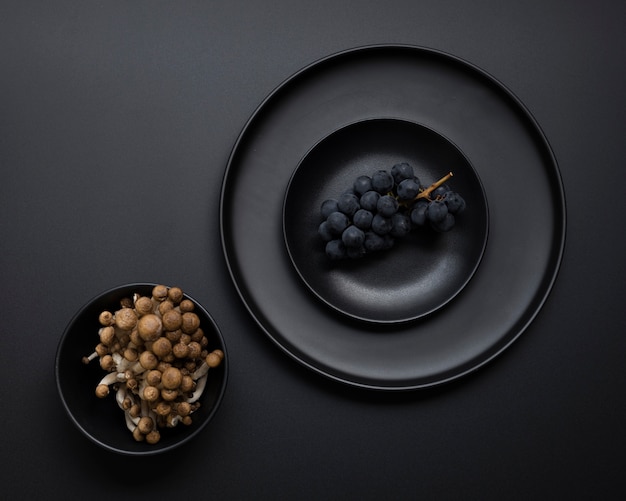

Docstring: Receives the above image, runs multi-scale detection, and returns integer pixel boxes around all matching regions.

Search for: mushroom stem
[116,384,127,409]
[98,371,124,387]
[82,351,98,364]
[128,360,148,376]
[191,361,209,380]
[125,410,140,432]
[187,373,208,403]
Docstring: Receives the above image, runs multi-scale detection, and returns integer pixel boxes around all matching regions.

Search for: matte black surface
[55,283,228,456]
[284,118,488,323]
[2,1,626,499]
[222,46,564,389]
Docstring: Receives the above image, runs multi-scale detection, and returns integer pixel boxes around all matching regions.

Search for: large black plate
[283,118,489,323]
[220,45,566,390]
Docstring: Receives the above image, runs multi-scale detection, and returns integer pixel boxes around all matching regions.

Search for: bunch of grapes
[318,162,466,260]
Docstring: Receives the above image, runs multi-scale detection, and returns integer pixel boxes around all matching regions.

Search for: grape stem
[416,172,453,201]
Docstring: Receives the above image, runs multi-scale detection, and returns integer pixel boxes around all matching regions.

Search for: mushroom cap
[187,341,202,360]
[155,401,172,417]
[172,342,190,359]
[138,350,158,370]
[123,347,138,362]
[145,429,161,445]
[132,426,145,442]
[152,285,168,302]
[99,326,116,346]
[134,296,154,316]
[98,311,114,326]
[142,385,160,403]
[165,328,183,343]
[206,351,222,368]
[95,343,109,357]
[158,300,174,315]
[179,299,195,313]
[137,416,154,434]
[137,313,163,342]
[115,308,138,331]
[99,354,115,371]
[160,388,179,401]
[161,366,183,390]
[145,369,162,386]
[162,309,182,332]
[180,375,194,393]
[167,287,183,304]
[181,312,200,334]
[151,337,172,358]
[95,384,110,398]
[190,327,205,343]
[176,401,192,417]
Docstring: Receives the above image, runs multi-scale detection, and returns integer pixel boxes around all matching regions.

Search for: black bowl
[55,283,228,455]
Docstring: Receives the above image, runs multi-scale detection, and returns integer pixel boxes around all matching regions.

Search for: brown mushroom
[167,287,184,304]
[162,309,182,332]
[137,314,163,342]
[181,312,200,334]
[161,367,183,390]
[114,308,138,331]
[134,295,154,316]
[151,337,172,359]
[138,350,158,370]
[152,285,168,303]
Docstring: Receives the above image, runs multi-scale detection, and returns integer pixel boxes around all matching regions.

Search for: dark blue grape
[409,200,429,226]
[318,221,333,242]
[353,175,372,196]
[363,231,385,252]
[371,170,394,194]
[359,190,380,211]
[390,213,411,238]
[431,213,455,232]
[426,200,448,223]
[443,191,466,214]
[391,162,414,184]
[353,209,373,230]
[325,239,346,260]
[337,192,360,216]
[320,166,465,260]
[326,211,350,235]
[432,184,451,199]
[376,194,399,217]
[342,225,365,248]
[320,199,338,219]
[371,213,393,235]
[396,178,421,201]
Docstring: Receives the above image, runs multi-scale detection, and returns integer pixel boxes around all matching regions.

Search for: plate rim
[219,43,567,391]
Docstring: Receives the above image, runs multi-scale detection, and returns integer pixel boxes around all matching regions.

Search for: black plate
[283,118,488,323]
[220,45,566,390]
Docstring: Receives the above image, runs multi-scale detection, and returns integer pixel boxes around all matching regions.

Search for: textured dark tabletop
[2,1,625,499]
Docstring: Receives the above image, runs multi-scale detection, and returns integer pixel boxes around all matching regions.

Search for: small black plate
[283,118,488,323]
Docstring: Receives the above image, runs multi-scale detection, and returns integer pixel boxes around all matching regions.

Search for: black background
[2,1,625,499]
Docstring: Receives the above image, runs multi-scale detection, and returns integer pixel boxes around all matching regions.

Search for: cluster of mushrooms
[82,285,224,444]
